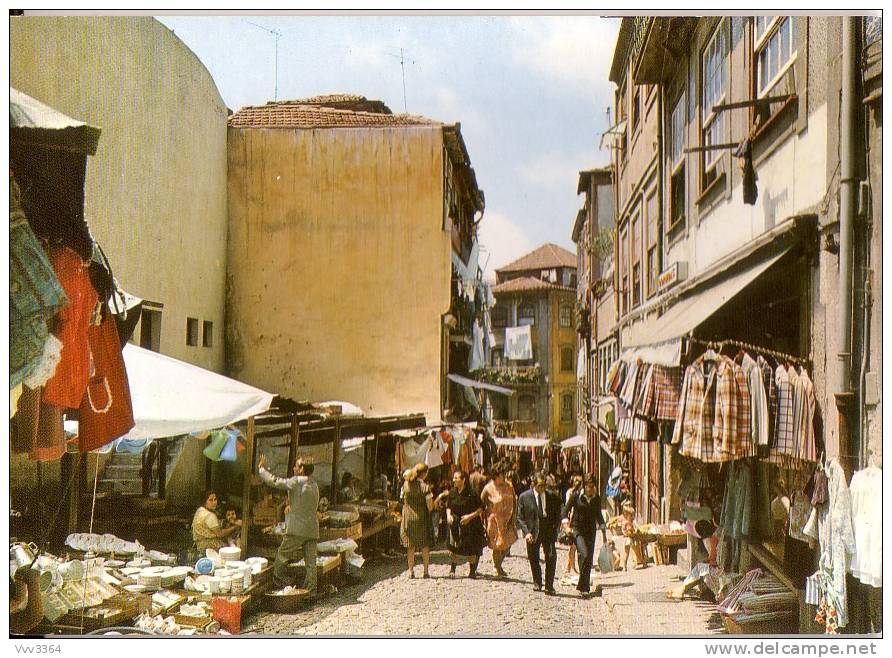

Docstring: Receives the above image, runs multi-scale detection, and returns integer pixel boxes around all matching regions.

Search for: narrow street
[247,539,724,636]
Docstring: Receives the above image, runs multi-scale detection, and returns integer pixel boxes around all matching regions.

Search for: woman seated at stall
[192,490,237,553]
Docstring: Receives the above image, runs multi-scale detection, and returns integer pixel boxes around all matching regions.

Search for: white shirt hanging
[848,466,882,587]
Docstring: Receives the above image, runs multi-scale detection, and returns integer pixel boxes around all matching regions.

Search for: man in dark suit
[516,472,561,594]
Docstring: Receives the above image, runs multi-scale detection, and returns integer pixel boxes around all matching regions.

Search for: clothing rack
[685,337,810,367]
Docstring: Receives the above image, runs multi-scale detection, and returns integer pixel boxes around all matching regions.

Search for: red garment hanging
[12,386,65,461]
[42,247,98,409]
[78,309,135,452]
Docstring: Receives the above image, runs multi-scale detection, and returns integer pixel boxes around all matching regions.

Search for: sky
[157,14,620,276]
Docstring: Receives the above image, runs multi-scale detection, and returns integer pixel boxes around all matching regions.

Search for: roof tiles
[228,103,439,129]
[496,243,577,274]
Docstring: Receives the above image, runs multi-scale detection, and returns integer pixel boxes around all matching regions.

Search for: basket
[320,521,362,541]
[721,612,798,635]
[262,589,311,613]
[658,533,688,547]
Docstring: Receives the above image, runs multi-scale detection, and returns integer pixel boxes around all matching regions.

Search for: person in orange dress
[480,462,517,579]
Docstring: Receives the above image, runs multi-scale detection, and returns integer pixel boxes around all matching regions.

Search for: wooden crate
[56,592,151,630]
[320,521,362,541]
[722,612,798,635]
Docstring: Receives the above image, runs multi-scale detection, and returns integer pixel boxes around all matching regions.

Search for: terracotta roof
[496,243,577,274]
[228,103,440,129]
[274,94,393,114]
[492,276,575,294]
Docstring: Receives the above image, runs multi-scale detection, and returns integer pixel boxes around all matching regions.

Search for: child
[223,506,243,546]
[620,504,647,570]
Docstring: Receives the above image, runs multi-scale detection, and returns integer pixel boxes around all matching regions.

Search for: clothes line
[685,337,809,366]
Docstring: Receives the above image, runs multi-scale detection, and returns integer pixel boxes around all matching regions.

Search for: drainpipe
[834,16,858,470]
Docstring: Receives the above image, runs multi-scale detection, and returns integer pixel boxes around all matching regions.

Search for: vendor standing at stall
[192,491,238,553]
[257,454,320,595]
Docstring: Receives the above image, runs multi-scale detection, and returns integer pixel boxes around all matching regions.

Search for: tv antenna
[385,48,416,113]
[245,20,283,100]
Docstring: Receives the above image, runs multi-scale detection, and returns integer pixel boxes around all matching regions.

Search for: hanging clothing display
[425,432,446,469]
[41,246,99,409]
[740,354,769,448]
[77,307,135,453]
[803,459,855,630]
[11,386,66,462]
[672,354,752,463]
[848,466,881,588]
[718,460,753,570]
[400,436,431,470]
[505,325,533,361]
[9,173,68,389]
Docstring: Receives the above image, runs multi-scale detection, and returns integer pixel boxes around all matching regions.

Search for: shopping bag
[203,431,229,461]
[219,433,238,462]
[597,543,614,574]
[78,309,135,452]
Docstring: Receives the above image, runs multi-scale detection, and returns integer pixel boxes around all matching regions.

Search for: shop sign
[658,261,688,291]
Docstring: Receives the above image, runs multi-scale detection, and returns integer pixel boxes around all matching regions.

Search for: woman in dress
[444,469,486,578]
[400,463,435,578]
[191,491,237,553]
[563,475,583,576]
[480,462,517,579]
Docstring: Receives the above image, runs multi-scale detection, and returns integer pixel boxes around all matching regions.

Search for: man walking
[257,453,320,596]
[516,472,561,594]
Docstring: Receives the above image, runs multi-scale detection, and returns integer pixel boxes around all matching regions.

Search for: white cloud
[478,209,535,277]
[515,149,597,189]
[508,16,619,98]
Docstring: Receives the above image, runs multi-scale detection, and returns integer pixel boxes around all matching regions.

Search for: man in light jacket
[257,453,320,594]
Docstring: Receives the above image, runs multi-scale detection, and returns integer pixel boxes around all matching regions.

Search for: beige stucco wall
[10,16,229,373]
[226,126,451,423]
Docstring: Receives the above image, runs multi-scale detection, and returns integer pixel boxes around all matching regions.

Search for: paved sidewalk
[246,540,725,636]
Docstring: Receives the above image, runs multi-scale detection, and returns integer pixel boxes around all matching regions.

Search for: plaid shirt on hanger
[673,356,722,462]
[797,369,818,463]
[758,356,778,445]
[636,364,656,418]
[652,365,682,421]
[772,365,796,458]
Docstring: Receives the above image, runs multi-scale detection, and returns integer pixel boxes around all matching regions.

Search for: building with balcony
[572,166,616,477]
[488,244,577,440]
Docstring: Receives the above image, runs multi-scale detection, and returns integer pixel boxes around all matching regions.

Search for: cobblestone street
[246,539,725,636]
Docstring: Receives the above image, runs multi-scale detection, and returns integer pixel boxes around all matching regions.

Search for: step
[103,464,143,478]
[97,480,144,496]
[108,453,143,466]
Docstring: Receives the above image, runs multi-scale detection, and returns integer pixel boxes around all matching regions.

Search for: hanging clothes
[401,436,430,469]
[757,356,777,446]
[425,431,446,469]
[718,460,753,570]
[803,459,856,630]
[740,353,769,450]
[9,173,68,389]
[41,247,99,409]
[619,360,641,409]
[771,365,796,459]
[848,466,881,588]
[11,386,65,461]
[795,369,817,463]
[468,319,485,372]
[672,354,751,463]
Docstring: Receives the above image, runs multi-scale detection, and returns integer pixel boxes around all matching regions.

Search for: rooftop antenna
[385,48,416,113]
[245,20,283,100]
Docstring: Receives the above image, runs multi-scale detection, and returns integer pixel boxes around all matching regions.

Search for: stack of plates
[219,546,241,562]
[160,566,191,587]
[127,557,151,569]
[137,566,167,590]
[246,557,268,574]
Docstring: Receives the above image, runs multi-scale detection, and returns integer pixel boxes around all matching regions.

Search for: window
[701,23,728,186]
[561,392,574,423]
[631,211,642,308]
[492,305,508,328]
[518,302,536,326]
[631,86,641,134]
[202,320,214,348]
[597,340,618,394]
[518,395,537,422]
[560,345,574,372]
[668,91,687,233]
[619,228,629,315]
[186,317,200,346]
[559,304,572,328]
[139,307,162,352]
[755,17,797,96]
[645,192,659,296]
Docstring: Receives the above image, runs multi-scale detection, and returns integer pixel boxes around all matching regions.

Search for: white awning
[623,248,790,366]
[493,436,549,448]
[447,373,514,396]
[119,344,275,440]
[560,435,586,449]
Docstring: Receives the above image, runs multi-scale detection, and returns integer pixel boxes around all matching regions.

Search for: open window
[754,16,797,98]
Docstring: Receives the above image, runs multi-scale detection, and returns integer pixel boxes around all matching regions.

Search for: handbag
[77,307,134,452]
[558,527,576,546]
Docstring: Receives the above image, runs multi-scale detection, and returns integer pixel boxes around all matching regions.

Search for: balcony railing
[478,364,543,386]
